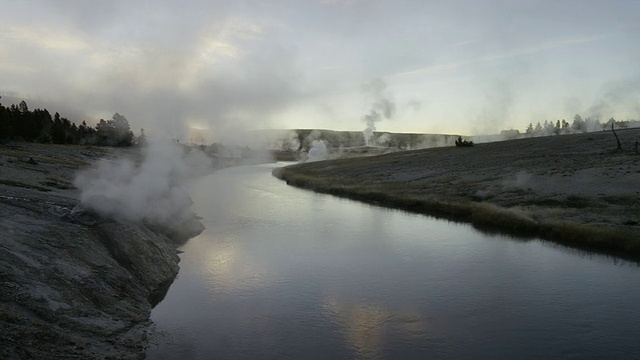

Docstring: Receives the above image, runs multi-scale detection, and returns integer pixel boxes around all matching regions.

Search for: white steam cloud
[73,139,211,225]
[361,78,396,146]
[376,133,391,146]
[307,140,328,162]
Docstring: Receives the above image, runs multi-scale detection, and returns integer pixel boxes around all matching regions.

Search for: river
[147,163,640,359]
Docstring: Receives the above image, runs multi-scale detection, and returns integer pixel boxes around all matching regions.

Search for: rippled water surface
[147,164,640,359]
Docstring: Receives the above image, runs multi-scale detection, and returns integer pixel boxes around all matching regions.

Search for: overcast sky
[1,0,639,138]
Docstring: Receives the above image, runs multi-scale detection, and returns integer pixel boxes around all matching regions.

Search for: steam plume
[73,139,211,227]
[361,78,396,146]
[307,140,328,162]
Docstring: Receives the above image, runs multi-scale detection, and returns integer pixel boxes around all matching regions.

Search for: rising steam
[361,78,396,146]
[307,140,328,162]
[73,139,211,226]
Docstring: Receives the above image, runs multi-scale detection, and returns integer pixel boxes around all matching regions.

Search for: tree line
[523,114,639,137]
[0,98,139,147]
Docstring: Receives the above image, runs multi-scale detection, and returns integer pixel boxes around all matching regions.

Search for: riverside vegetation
[274,128,640,259]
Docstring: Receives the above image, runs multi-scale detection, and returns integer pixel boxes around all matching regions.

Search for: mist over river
[147,163,640,359]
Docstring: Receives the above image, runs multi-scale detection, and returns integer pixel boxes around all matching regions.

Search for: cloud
[1,0,639,136]
[406,99,422,112]
[3,26,88,51]
[393,35,604,78]
[450,39,478,47]
[0,2,300,141]
[319,0,364,6]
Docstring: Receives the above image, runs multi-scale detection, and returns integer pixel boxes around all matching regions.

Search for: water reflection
[202,236,267,292]
[149,164,640,359]
[323,295,388,359]
[322,293,430,359]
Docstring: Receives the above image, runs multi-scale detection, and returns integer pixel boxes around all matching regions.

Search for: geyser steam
[307,140,328,162]
[73,139,211,226]
[362,111,382,147]
[361,78,396,146]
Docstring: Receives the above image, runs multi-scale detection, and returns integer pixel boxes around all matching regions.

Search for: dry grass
[0,179,51,192]
[40,177,74,190]
[0,143,126,194]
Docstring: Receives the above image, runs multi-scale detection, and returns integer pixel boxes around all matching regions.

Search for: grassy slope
[274,128,640,259]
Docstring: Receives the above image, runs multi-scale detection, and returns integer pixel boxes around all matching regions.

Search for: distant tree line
[0,98,138,146]
[522,114,640,138]
[455,136,474,147]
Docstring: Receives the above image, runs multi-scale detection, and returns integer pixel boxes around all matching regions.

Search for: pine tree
[0,97,9,139]
[112,113,134,146]
[136,128,147,147]
[525,123,534,136]
[18,100,28,113]
[534,122,542,133]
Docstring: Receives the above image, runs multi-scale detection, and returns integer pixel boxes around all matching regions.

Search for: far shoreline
[273,128,640,261]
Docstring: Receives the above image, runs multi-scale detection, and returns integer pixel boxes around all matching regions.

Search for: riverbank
[0,143,201,359]
[273,128,640,259]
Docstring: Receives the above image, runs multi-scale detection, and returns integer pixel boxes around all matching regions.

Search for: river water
[147,163,640,359]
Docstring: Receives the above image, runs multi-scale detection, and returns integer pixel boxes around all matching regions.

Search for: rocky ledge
[0,143,203,359]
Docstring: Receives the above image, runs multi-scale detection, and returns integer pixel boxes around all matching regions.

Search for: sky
[1,0,639,139]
